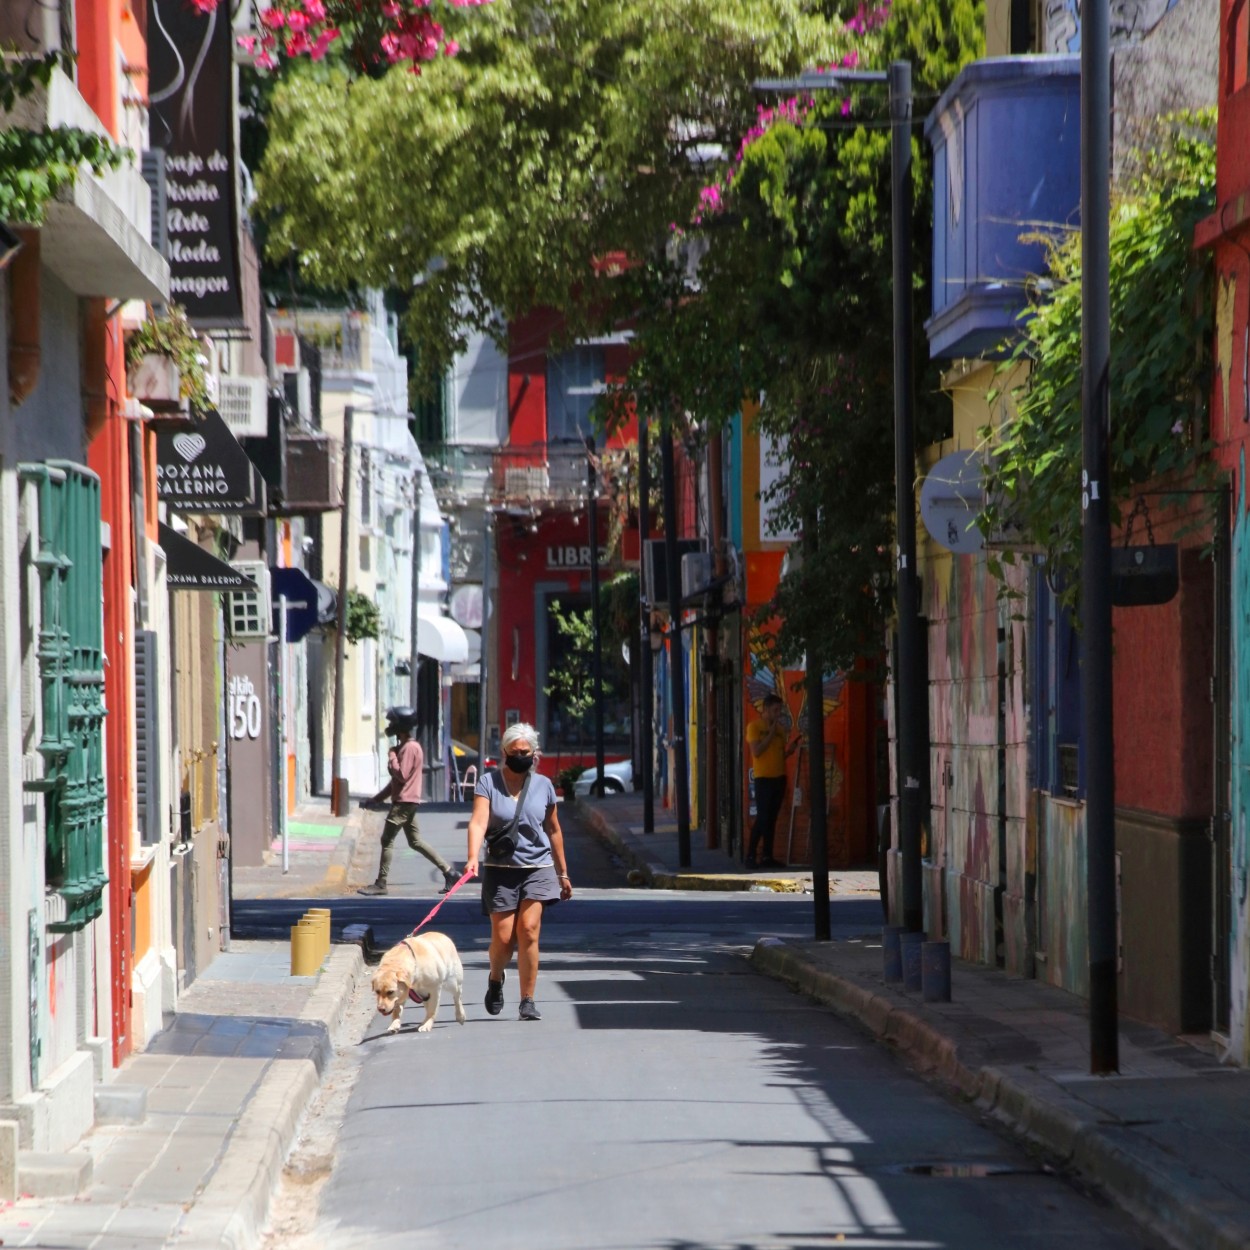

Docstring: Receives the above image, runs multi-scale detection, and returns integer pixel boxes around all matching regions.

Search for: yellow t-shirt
[747,719,786,779]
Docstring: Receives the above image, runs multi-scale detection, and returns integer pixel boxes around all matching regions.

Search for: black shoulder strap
[502,771,534,839]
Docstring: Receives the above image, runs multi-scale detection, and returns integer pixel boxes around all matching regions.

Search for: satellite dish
[920,450,985,555]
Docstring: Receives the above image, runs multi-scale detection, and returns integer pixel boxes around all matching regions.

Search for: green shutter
[20,461,108,932]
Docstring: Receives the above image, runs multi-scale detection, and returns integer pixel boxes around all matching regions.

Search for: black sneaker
[439,871,459,895]
[484,971,505,1015]
[358,881,387,896]
[518,996,542,1021]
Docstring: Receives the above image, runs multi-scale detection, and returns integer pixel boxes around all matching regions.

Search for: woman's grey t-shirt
[476,769,557,868]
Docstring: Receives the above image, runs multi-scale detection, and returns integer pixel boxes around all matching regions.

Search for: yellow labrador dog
[371,932,466,1034]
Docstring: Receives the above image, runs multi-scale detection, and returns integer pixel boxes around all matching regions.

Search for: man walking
[358,706,459,896]
[746,693,792,868]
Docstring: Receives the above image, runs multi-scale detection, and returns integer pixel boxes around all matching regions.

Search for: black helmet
[384,705,418,734]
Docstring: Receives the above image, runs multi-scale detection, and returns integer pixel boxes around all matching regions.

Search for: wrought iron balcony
[426,441,597,511]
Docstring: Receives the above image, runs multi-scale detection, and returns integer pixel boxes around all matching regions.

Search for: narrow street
[258,810,1165,1250]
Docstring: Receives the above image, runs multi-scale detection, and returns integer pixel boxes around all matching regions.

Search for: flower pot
[128,353,183,410]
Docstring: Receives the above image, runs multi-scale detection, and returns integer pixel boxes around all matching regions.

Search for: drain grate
[883,1161,1041,1178]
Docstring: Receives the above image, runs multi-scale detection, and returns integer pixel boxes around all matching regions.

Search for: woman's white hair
[501,722,540,754]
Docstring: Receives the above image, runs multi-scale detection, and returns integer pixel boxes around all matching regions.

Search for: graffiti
[1043,0,1179,52]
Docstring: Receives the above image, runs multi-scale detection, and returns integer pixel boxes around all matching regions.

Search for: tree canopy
[254,0,845,375]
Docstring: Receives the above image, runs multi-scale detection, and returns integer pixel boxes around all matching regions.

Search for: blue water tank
[925,56,1081,361]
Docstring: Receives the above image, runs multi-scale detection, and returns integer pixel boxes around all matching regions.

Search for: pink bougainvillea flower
[260,7,286,29]
[303,0,327,18]
[188,0,219,11]
[236,34,258,53]
[286,10,310,33]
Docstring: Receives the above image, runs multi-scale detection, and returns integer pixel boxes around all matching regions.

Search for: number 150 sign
[228,674,262,740]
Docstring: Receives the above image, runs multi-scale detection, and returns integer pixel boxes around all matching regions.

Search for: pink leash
[406,869,477,1003]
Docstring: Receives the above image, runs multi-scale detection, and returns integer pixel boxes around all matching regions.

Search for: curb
[175,945,364,1250]
[577,804,802,893]
[750,938,1250,1250]
[323,809,364,889]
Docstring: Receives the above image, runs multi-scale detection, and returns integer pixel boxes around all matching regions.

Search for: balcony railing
[427,442,596,510]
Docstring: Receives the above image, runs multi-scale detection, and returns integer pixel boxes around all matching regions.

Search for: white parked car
[573,759,634,796]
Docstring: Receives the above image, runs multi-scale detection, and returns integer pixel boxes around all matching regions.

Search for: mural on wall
[1230,451,1250,1063]
[1043,0,1179,51]
[744,626,848,864]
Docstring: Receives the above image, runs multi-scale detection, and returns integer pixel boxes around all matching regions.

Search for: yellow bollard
[306,909,331,961]
[291,921,320,976]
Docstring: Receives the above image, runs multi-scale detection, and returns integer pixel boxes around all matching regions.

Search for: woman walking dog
[465,723,572,1021]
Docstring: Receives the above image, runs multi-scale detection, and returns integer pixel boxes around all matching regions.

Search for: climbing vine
[0,49,126,224]
[980,113,1218,605]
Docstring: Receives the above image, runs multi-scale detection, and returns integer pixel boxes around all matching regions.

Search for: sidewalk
[0,800,368,1250]
[572,790,882,896]
[579,790,1250,1250]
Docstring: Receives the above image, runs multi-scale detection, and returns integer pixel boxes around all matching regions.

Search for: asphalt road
[257,810,1165,1250]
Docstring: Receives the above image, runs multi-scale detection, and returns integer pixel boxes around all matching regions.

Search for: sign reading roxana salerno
[148,1,243,326]
[156,407,265,514]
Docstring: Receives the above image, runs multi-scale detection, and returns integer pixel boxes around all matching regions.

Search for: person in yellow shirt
[746,693,793,868]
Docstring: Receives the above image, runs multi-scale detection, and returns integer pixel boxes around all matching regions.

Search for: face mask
[506,752,535,773]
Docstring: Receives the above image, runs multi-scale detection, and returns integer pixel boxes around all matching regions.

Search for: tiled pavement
[0,806,366,1250]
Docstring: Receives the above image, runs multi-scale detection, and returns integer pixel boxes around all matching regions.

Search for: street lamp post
[754,62,923,933]
[586,437,607,796]
[638,414,656,833]
[1081,0,1119,1075]
[331,404,354,816]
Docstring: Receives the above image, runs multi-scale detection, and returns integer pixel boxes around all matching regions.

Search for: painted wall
[917,362,1031,974]
[737,410,878,869]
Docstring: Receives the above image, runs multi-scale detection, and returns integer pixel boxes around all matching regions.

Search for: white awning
[417,612,469,664]
[447,629,482,683]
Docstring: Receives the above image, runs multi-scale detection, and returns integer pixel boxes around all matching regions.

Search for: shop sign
[156,407,265,514]
[149,1,244,325]
[160,522,256,590]
[546,544,608,570]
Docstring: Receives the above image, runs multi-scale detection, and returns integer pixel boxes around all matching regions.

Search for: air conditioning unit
[217,376,269,438]
[282,433,343,513]
[227,561,271,639]
[681,552,714,602]
[643,538,705,610]
[503,465,549,497]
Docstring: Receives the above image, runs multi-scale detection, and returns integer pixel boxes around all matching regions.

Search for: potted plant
[124,303,212,414]
[555,766,584,803]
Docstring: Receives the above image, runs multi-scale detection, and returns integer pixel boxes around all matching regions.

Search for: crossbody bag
[484,770,532,861]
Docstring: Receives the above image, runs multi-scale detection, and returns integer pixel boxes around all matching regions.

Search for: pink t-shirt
[388,738,424,802]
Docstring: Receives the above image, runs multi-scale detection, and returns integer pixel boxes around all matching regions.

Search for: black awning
[160,523,256,591]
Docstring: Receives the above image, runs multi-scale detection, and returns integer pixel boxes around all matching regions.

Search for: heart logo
[173,433,207,463]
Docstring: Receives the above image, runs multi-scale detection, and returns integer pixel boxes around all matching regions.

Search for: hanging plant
[124,304,213,413]
[344,589,381,643]
[0,49,126,224]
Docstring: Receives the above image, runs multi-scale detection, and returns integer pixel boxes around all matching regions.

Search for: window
[546,347,606,445]
[19,462,108,932]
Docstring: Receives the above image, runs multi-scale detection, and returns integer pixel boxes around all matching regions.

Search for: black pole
[587,439,607,795]
[804,507,831,940]
[661,422,691,864]
[1081,0,1119,1074]
[331,404,354,815]
[639,415,656,832]
[889,60,923,934]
